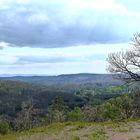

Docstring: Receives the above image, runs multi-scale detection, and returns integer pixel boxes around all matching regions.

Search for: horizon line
[0,73,111,77]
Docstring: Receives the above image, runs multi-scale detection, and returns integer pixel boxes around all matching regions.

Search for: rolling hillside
[0,74,123,93]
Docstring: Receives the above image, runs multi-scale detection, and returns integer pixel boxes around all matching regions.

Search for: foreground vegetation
[0,81,140,140]
[0,86,140,136]
[0,119,140,140]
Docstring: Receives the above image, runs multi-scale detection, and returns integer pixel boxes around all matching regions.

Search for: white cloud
[27,14,50,24]
[0,61,107,75]
[0,54,18,64]
[0,43,131,74]
[0,42,12,49]
[67,0,125,12]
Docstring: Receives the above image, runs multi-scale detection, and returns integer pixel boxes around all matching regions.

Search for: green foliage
[75,85,131,106]
[0,79,140,133]
[81,91,140,122]
[90,130,107,140]
[131,90,140,117]
[82,105,99,122]
[115,95,133,119]
[68,107,83,121]
[14,100,34,131]
[101,102,122,121]
[49,96,68,112]
[47,96,69,123]
[0,80,84,119]
[0,120,10,135]
[72,136,80,140]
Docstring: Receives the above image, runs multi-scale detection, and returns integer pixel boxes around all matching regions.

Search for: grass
[0,123,66,140]
[0,119,140,140]
[89,129,107,140]
[71,136,80,140]
[129,136,140,140]
[116,129,130,133]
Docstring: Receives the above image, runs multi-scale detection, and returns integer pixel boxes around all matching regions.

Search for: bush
[72,136,80,140]
[0,120,10,135]
[68,107,83,121]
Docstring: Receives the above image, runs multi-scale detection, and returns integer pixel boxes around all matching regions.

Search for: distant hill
[0,73,123,93]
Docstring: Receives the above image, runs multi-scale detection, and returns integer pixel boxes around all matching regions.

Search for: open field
[0,119,140,140]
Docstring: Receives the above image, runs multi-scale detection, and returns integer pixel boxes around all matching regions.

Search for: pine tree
[47,96,68,123]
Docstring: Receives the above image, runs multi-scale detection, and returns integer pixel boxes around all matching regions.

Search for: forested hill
[0,80,85,118]
[0,74,123,93]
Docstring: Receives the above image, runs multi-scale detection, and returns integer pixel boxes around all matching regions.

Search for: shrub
[0,120,10,135]
[68,107,83,121]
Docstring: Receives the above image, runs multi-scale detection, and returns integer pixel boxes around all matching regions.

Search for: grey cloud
[17,53,107,64]
[17,55,76,64]
[0,1,138,48]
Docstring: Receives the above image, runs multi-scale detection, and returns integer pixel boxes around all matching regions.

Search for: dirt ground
[18,121,140,140]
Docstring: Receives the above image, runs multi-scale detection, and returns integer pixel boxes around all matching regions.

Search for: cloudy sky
[0,0,139,75]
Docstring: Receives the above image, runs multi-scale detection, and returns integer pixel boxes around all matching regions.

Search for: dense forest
[0,77,139,135]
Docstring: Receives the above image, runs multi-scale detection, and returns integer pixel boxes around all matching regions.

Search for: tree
[14,99,34,131]
[82,105,99,122]
[101,102,122,121]
[110,95,134,119]
[68,107,83,121]
[47,96,68,123]
[0,120,9,135]
[107,33,140,82]
[131,90,140,118]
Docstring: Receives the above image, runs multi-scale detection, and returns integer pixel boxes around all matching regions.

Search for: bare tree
[14,99,34,131]
[107,33,140,82]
